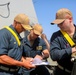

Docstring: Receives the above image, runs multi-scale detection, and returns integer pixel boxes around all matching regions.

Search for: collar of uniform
[9,25,22,41]
[23,36,30,46]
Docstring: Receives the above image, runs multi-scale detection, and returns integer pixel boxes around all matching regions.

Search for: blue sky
[32,0,76,40]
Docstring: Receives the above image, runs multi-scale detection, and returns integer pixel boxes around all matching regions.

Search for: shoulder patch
[36,46,42,50]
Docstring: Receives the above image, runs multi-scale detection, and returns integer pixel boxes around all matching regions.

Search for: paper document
[31,58,49,66]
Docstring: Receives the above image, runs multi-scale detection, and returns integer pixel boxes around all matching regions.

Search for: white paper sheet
[31,58,49,66]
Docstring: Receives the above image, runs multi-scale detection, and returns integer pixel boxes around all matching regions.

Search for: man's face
[15,22,25,33]
[30,30,39,40]
[57,18,71,31]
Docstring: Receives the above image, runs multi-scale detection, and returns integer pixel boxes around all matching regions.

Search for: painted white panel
[0,0,38,37]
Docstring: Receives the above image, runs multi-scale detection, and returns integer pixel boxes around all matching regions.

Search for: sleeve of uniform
[50,32,72,61]
[0,29,9,55]
[41,39,47,50]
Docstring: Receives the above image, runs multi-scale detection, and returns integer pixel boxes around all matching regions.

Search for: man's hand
[42,50,50,58]
[34,55,43,60]
[21,57,36,69]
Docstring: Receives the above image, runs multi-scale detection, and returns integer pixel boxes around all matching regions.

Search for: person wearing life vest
[0,13,35,75]
[50,8,76,75]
